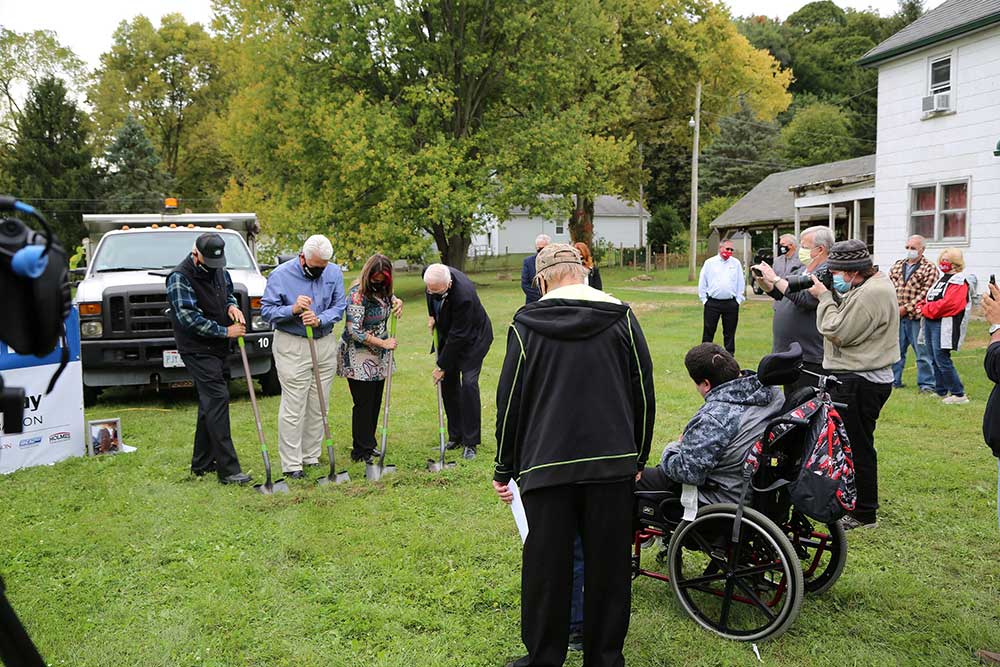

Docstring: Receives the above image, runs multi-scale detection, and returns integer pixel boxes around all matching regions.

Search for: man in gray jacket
[752,226,833,394]
[637,343,783,506]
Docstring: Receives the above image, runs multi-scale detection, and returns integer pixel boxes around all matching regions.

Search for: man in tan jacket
[808,239,900,530]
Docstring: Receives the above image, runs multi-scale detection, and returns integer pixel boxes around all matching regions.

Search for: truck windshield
[92,231,256,272]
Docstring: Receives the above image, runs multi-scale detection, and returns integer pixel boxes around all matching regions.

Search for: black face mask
[777,245,791,256]
[303,263,324,280]
[428,291,447,303]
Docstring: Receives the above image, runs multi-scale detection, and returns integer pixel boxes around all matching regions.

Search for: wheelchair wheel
[785,510,847,595]
[666,504,803,642]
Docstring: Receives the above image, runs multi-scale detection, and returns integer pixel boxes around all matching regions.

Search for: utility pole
[688,80,702,282]
[639,143,649,272]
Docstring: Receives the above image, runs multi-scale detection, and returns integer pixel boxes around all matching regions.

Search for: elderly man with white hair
[424,262,494,459]
[521,233,551,304]
[261,235,347,478]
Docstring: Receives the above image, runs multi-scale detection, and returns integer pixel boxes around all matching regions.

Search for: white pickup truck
[74,213,279,405]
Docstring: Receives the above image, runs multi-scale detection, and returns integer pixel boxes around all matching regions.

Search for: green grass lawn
[2,268,998,666]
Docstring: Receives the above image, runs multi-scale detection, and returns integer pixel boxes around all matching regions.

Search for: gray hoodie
[658,372,784,506]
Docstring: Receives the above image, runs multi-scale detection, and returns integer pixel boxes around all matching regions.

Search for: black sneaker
[284,470,305,480]
[219,472,252,485]
[568,631,584,652]
[445,440,462,451]
[841,515,877,531]
[462,446,477,460]
[191,465,216,477]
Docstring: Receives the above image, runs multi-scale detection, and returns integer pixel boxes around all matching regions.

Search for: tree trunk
[431,221,470,271]
[570,194,594,247]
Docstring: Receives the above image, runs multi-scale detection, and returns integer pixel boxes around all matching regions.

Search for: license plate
[163,350,185,368]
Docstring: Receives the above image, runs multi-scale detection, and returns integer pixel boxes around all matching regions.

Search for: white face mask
[906,249,919,261]
[798,247,813,264]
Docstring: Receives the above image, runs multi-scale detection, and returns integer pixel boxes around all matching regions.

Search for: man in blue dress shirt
[261,235,346,478]
[698,238,745,355]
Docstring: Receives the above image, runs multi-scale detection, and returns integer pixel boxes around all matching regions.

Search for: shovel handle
[306,325,314,340]
[238,336,268,453]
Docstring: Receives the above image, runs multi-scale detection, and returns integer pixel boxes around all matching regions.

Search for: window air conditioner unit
[921,93,951,113]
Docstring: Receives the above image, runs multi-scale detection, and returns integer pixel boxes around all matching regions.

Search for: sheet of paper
[681,484,699,522]
[508,479,529,543]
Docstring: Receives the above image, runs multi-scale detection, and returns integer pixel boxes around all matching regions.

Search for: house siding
[873,24,1000,291]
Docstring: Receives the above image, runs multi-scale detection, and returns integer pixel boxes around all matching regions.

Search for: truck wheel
[83,386,102,407]
[257,367,282,396]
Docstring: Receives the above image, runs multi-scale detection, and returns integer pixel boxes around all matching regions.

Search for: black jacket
[425,268,493,371]
[521,254,541,304]
[168,255,232,357]
[494,295,655,494]
[984,341,1000,458]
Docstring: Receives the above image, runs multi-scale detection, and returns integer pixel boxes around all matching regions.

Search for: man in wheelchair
[637,343,784,507]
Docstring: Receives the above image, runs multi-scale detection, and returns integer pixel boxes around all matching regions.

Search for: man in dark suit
[521,234,550,304]
[424,263,494,459]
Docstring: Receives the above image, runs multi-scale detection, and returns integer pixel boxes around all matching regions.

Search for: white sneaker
[942,394,970,404]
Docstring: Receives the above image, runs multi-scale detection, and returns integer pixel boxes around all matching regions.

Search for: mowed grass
[1,267,998,667]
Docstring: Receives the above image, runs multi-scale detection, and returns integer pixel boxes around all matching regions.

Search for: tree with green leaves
[701,98,781,199]
[102,115,172,213]
[778,101,856,167]
[0,27,86,144]
[2,76,98,248]
[89,14,230,206]
[217,0,635,268]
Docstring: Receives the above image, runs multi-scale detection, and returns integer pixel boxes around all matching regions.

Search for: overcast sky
[1,0,947,71]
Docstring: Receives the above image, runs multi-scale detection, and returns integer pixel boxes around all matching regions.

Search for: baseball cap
[533,243,583,285]
[195,233,227,269]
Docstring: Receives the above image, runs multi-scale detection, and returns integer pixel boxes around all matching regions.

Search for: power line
[700,108,877,144]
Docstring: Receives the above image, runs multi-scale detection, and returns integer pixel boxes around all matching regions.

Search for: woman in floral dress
[337,254,402,463]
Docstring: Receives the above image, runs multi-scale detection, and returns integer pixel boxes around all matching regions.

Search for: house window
[555,222,565,235]
[929,56,951,94]
[909,180,969,241]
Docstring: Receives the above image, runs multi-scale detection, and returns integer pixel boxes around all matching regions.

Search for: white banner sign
[0,308,86,474]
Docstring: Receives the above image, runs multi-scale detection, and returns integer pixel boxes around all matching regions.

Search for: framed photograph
[88,418,121,456]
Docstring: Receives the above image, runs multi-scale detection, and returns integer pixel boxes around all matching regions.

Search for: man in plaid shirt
[167,233,252,485]
[889,234,939,392]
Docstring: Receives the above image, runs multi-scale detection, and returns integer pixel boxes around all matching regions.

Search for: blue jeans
[570,535,584,634]
[924,319,965,396]
[892,318,935,389]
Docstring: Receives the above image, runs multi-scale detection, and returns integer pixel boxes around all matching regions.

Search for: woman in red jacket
[920,248,972,404]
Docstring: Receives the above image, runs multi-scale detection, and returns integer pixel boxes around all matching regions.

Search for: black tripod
[0,577,44,666]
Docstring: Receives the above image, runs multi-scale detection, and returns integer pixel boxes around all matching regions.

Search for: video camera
[785,268,834,294]
[0,196,66,667]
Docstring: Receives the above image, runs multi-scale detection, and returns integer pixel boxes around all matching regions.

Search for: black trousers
[516,480,633,667]
[784,361,826,397]
[828,375,892,523]
[347,379,385,459]
[182,352,243,479]
[440,363,483,447]
[702,297,739,354]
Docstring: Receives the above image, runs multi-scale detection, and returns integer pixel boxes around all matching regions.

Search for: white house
[470,195,646,255]
[859,0,1000,291]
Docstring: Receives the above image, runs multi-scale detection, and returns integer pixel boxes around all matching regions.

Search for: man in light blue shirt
[698,238,745,354]
[261,235,346,477]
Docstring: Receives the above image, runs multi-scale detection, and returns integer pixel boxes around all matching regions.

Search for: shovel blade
[270,479,291,494]
[427,459,456,472]
[316,470,351,486]
[366,463,397,481]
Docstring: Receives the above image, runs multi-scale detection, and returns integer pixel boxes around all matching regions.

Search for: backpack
[789,404,856,523]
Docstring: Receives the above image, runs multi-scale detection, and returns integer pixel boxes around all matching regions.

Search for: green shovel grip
[389,314,397,337]
[306,325,314,340]
[323,438,333,448]
[237,336,245,349]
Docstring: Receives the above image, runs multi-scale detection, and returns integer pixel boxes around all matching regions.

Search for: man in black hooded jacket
[493,243,655,667]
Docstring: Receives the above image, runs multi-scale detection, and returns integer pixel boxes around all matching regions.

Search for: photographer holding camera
[752,226,834,393]
[807,239,899,530]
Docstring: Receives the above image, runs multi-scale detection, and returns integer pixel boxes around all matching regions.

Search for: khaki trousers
[273,329,337,472]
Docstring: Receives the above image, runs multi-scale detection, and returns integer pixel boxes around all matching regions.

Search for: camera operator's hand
[226,323,246,338]
[807,274,829,298]
[984,283,1000,326]
[753,262,778,291]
